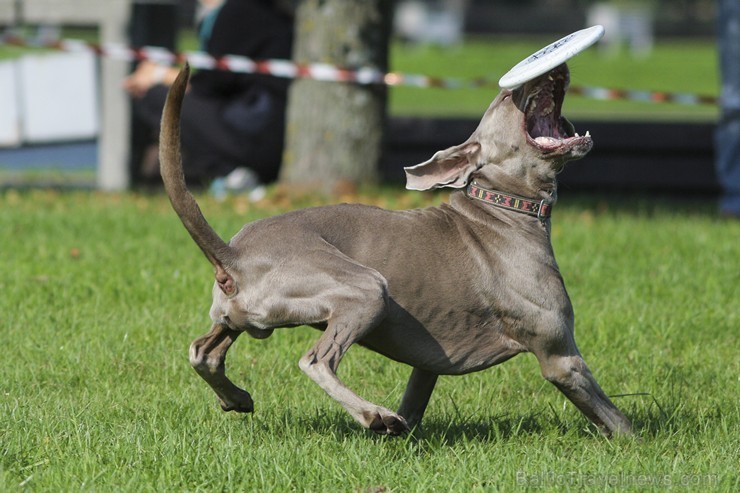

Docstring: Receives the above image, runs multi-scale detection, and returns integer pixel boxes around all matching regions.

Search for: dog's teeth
[585,130,591,137]
[575,132,580,137]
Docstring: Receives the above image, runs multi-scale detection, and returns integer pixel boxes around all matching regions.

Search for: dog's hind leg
[189,323,254,413]
[397,367,438,429]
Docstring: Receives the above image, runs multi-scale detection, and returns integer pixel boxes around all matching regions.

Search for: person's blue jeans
[716,0,740,215]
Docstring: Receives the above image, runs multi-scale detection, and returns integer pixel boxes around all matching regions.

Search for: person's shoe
[211,167,266,202]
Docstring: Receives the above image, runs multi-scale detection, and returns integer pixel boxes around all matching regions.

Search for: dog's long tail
[159,63,237,286]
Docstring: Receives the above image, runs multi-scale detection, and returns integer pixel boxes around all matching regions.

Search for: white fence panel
[0,61,21,146]
[18,52,99,143]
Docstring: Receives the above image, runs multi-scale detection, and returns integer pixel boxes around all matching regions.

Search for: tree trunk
[280,0,392,192]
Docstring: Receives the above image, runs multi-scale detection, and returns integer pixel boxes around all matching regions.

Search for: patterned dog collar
[466,182,553,221]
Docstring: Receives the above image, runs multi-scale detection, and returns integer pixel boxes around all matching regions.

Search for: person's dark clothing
[135,0,293,184]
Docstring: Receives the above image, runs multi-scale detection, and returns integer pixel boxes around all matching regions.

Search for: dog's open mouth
[516,64,591,157]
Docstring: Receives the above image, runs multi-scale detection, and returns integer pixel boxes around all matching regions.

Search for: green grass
[0,189,737,491]
[0,168,96,188]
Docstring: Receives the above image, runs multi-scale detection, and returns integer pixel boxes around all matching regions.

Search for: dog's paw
[218,389,254,413]
[366,408,410,436]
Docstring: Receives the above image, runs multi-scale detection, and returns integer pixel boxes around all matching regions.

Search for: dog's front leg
[539,352,633,437]
[533,327,633,437]
[189,323,254,413]
[297,273,410,436]
[397,367,438,429]
[299,320,409,435]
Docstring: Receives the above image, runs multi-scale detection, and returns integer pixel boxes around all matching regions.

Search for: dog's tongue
[534,136,560,146]
[499,25,605,89]
[534,131,591,149]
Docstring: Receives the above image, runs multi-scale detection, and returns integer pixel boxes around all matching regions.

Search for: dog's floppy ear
[404,142,481,191]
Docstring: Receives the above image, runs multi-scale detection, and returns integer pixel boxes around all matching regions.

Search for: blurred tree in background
[280,0,393,192]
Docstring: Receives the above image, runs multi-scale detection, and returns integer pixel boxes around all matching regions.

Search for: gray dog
[159,62,632,437]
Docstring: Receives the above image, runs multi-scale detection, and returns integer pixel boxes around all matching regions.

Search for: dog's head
[404,63,591,194]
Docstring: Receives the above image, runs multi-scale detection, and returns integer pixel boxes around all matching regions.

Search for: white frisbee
[498,25,605,89]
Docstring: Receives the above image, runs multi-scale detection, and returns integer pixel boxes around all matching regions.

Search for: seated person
[124,0,294,190]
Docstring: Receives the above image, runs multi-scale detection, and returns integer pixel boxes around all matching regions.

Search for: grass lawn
[0,189,737,491]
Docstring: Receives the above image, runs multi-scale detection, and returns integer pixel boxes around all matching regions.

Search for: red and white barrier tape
[569,86,717,106]
[1,34,719,106]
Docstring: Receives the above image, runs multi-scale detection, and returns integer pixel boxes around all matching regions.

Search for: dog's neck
[448,164,558,234]
[470,162,558,203]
